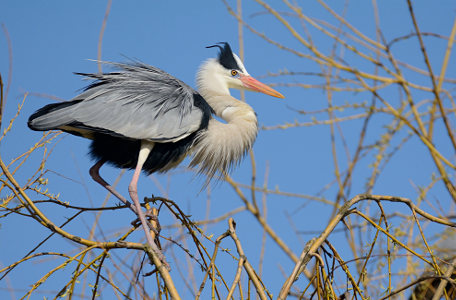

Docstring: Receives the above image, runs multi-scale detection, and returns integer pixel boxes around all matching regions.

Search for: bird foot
[131,212,161,236]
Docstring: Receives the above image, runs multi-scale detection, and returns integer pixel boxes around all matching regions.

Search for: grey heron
[28,42,283,218]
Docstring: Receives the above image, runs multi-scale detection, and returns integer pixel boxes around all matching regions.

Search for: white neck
[196,59,230,102]
[191,59,258,179]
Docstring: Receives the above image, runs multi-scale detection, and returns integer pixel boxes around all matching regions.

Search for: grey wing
[31,62,207,142]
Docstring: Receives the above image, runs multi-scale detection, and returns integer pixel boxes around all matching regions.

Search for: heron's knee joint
[89,166,98,179]
[128,185,137,193]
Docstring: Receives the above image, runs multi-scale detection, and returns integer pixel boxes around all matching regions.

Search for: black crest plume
[206,42,241,71]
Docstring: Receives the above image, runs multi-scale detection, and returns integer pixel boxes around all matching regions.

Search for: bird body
[28,42,283,255]
[29,43,283,180]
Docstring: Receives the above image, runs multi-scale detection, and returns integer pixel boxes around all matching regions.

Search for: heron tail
[28,100,82,131]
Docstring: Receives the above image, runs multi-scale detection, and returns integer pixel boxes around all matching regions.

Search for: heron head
[206,42,284,99]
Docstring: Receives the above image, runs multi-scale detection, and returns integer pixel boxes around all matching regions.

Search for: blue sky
[1,1,455,298]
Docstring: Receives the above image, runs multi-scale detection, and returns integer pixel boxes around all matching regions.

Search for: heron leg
[90,158,159,235]
[128,141,168,264]
[89,159,138,215]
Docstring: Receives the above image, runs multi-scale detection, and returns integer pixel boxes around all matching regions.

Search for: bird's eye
[231,70,238,76]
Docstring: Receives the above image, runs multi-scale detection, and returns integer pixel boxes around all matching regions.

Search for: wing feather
[29,61,209,142]
[73,62,206,142]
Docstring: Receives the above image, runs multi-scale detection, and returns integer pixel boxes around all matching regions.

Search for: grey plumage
[29,62,208,143]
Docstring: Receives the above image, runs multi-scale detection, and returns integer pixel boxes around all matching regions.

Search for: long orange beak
[240,75,285,99]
